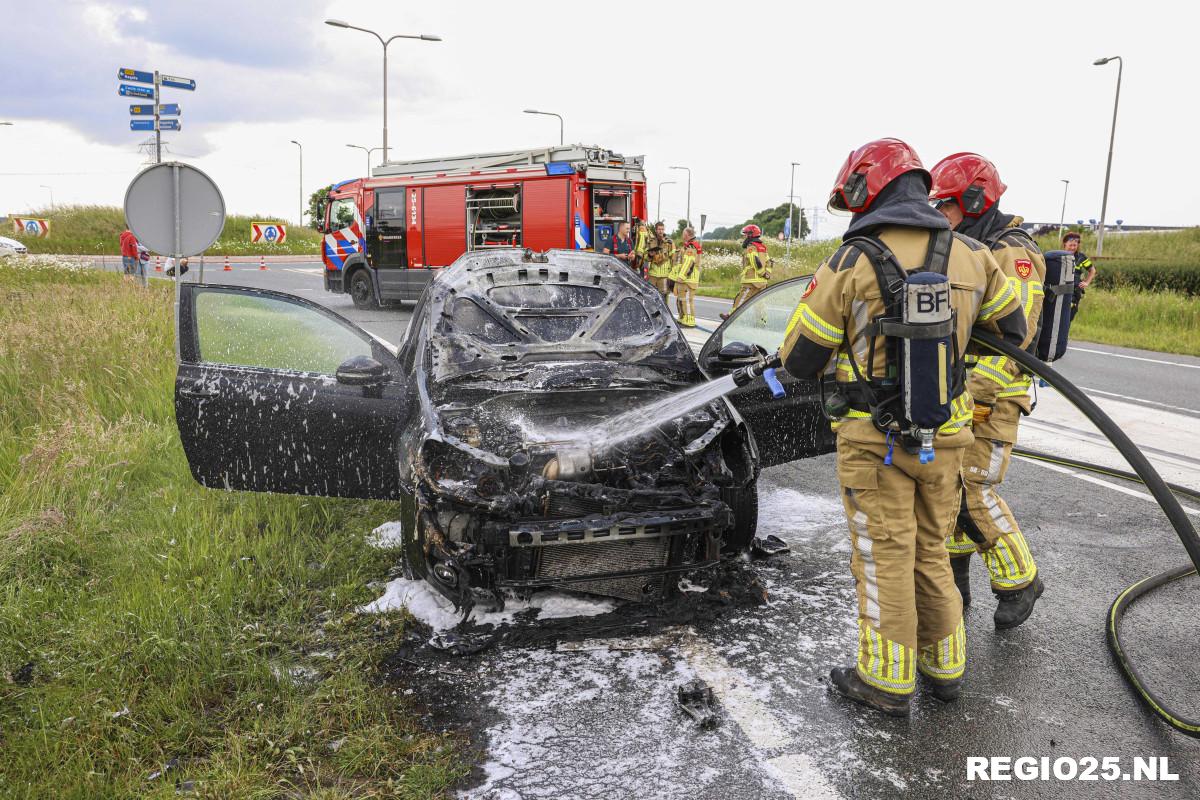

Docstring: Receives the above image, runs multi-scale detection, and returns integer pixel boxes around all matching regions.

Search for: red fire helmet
[828,138,927,213]
[928,152,1007,217]
[741,224,762,237]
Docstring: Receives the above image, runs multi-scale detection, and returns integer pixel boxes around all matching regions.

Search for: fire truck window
[328,199,356,230]
[376,191,405,220]
[467,187,521,250]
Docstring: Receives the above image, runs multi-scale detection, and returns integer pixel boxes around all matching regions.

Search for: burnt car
[173,249,834,607]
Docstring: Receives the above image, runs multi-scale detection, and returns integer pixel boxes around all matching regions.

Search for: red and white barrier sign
[251,222,287,244]
[12,217,50,237]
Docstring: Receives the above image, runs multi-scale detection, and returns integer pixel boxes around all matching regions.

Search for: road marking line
[283,267,322,274]
[1016,456,1200,517]
[1069,346,1200,370]
[765,754,841,800]
[1077,386,1200,417]
[677,629,840,799]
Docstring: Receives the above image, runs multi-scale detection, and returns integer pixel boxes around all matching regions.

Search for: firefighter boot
[993,574,1044,630]
[920,672,963,703]
[951,555,972,608]
[829,667,910,718]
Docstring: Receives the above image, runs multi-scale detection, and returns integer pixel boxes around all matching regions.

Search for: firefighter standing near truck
[646,221,675,300]
[631,217,653,279]
[721,224,773,320]
[929,153,1047,628]
[778,138,1028,716]
[1062,231,1095,318]
[672,226,702,327]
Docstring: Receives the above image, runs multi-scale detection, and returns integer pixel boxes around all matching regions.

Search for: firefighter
[672,226,702,327]
[778,138,1028,716]
[929,153,1047,628]
[646,221,675,300]
[720,224,773,321]
[632,217,653,278]
[1062,232,1095,319]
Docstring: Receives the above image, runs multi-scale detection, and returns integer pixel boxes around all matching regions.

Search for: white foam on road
[360,576,615,630]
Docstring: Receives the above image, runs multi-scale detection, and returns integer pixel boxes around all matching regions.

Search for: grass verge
[1069,287,1200,357]
[8,205,321,256]
[0,258,464,798]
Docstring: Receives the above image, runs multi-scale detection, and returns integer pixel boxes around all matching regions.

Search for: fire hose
[971,330,1200,738]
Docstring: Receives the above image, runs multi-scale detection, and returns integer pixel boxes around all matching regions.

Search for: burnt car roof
[423,249,698,382]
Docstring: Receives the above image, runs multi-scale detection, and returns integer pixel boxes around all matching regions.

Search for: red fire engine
[320,145,648,307]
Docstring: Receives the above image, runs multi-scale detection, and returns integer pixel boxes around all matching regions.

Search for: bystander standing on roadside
[1063,232,1095,318]
[165,256,189,278]
[119,228,144,285]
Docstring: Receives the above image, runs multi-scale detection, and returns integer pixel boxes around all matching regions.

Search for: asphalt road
[184,262,1200,798]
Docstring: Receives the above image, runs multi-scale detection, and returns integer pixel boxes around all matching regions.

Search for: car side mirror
[336,355,388,386]
[708,340,767,371]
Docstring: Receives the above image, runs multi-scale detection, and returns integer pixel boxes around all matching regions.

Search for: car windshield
[426,250,697,381]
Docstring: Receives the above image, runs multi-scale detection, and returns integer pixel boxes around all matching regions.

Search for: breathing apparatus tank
[1038,250,1076,362]
[900,272,955,463]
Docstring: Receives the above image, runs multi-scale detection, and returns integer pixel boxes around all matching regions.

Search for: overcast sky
[0,0,1194,239]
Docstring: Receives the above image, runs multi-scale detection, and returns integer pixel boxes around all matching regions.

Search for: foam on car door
[174,284,405,499]
[697,276,836,468]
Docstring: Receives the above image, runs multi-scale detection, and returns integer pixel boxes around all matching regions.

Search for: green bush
[1090,261,1200,296]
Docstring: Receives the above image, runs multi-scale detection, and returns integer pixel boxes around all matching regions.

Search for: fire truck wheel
[349,269,378,309]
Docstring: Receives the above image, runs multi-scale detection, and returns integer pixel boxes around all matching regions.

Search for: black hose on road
[971,330,1200,738]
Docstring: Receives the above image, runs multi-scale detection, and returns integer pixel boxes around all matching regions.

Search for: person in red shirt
[119,229,145,285]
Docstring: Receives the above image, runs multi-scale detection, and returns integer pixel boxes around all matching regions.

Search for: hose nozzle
[730,351,785,399]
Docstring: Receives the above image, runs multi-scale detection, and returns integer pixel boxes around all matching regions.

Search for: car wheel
[723,480,759,554]
[349,269,378,309]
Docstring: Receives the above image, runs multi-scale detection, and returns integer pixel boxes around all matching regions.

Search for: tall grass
[1070,287,1200,357]
[0,258,463,798]
[7,205,321,256]
[697,238,837,299]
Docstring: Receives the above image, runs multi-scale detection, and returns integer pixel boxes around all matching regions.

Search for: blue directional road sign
[160,74,196,91]
[120,84,155,99]
[118,67,154,84]
[130,119,182,132]
[130,104,180,116]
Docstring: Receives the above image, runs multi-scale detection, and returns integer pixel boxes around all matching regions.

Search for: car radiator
[536,537,669,602]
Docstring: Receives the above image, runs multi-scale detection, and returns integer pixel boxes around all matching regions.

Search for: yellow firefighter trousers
[650,275,671,300]
[838,432,967,695]
[730,282,765,311]
[674,282,696,325]
[946,400,1038,591]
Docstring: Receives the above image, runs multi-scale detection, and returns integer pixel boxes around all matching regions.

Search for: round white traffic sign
[124,162,225,257]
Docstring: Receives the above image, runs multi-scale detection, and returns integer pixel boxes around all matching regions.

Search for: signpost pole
[154,71,162,164]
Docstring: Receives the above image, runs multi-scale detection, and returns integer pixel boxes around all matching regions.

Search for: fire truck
[319,145,648,307]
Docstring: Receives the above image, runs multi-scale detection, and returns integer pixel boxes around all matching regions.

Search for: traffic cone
[223,255,232,272]
[154,256,163,272]
[258,255,267,271]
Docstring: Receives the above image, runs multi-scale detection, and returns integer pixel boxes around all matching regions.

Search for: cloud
[0,0,440,154]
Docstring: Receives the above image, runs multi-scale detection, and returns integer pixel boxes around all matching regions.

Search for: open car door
[175,284,406,499]
[698,276,836,468]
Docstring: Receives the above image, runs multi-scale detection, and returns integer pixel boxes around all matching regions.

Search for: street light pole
[325,19,442,165]
[786,161,800,261]
[523,109,564,146]
[1093,55,1123,258]
[39,184,54,212]
[669,166,691,228]
[1058,179,1070,238]
[347,144,384,174]
[656,181,677,223]
[290,140,303,226]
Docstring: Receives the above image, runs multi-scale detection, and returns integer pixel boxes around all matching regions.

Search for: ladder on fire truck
[372,145,645,180]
